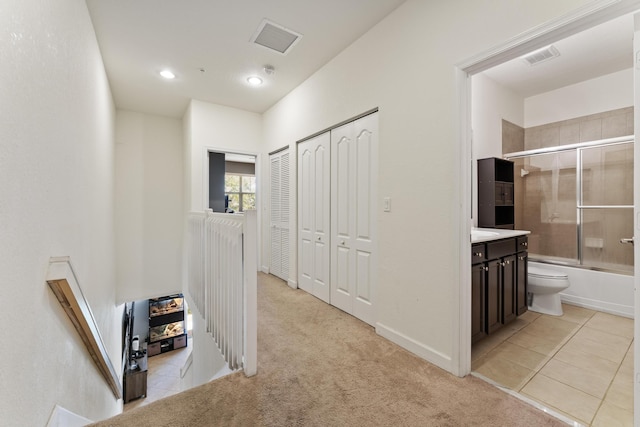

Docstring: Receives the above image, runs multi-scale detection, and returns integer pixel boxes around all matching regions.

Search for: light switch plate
[383,197,391,212]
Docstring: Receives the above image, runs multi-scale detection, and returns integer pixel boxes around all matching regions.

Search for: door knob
[620,237,634,245]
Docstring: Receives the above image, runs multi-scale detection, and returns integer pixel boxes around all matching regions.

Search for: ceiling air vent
[521,45,560,66]
[250,19,302,55]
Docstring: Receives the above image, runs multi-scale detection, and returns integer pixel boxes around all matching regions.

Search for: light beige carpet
[93,273,565,426]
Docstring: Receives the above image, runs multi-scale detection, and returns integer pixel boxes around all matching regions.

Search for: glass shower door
[579,142,634,273]
[515,151,578,264]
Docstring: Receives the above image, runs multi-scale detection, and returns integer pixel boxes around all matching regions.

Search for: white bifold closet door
[270,148,290,281]
[297,112,377,325]
[297,133,331,302]
[330,113,378,325]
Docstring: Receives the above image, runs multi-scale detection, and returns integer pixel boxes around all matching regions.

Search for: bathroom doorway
[458,3,640,425]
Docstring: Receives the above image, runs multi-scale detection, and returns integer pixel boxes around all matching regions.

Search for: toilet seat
[528,265,568,280]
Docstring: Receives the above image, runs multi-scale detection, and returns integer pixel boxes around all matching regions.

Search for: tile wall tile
[602,113,628,138]
[521,107,633,151]
[558,123,580,145]
[502,120,524,154]
[580,118,603,142]
[625,109,634,135]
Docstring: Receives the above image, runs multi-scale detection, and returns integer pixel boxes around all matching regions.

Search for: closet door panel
[269,154,282,278]
[336,245,350,296]
[352,114,378,325]
[356,129,373,240]
[356,250,371,303]
[270,226,282,278]
[298,144,313,293]
[280,152,290,280]
[281,227,289,280]
[335,135,351,238]
[313,141,330,302]
[298,133,330,302]
[331,123,355,314]
[299,238,312,292]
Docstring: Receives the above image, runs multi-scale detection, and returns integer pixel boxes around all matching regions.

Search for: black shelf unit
[478,157,515,229]
[148,294,187,357]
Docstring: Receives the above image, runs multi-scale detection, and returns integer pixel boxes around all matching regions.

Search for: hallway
[95,273,567,426]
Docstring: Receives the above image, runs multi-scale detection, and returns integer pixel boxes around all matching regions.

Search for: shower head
[521,169,529,177]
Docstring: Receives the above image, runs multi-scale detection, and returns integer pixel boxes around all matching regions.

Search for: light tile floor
[472,304,634,426]
[124,340,191,412]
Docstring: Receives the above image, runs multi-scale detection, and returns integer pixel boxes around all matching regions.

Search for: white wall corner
[375,322,454,374]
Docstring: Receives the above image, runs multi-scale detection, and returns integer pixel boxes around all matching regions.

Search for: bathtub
[529,261,634,318]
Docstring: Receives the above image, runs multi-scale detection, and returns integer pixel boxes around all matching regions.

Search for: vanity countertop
[471,227,530,243]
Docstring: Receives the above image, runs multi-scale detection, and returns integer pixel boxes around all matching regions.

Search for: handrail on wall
[46,257,123,399]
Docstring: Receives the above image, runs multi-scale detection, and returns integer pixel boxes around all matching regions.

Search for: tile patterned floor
[124,340,191,412]
[472,304,634,426]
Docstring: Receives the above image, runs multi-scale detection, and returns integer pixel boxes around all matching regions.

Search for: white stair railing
[187,210,257,376]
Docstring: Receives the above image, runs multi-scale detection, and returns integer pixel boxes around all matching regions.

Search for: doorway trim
[454,0,640,384]
[202,146,261,267]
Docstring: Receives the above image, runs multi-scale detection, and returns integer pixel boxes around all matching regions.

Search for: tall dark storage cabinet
[478,157,515,229]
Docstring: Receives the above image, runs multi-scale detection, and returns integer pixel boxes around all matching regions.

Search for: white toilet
[527,265,570,316]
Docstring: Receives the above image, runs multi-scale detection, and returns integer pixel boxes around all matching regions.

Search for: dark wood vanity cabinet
[472,235,528,343]
[471,262,487,343]
[516,237,528,316]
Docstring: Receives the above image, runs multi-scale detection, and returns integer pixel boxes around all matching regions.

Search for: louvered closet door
[270,149,290,281]
[298,133,330,303]
[330,113,378,325]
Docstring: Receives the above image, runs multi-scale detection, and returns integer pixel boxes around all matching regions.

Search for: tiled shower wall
[502,107,634,270]
[502,107,633,154]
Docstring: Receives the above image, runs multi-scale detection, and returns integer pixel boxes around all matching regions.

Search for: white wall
[0,0,121,424]
[115,110,184,303]
[262,0,594,374]
[472,73,525,158]
[185,100,262,212]
[471,73,524,225]
[525,68,633,127]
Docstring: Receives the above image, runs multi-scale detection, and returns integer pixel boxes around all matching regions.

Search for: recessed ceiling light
[160,70,175,79]
[247,76,263,86]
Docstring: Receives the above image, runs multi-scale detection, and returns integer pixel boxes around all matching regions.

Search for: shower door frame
[505,135,635,274]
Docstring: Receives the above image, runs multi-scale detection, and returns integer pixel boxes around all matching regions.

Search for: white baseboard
[261,265,269,274]
[287,279,297,289]
[561,293,633,319]
[375,322,453,373]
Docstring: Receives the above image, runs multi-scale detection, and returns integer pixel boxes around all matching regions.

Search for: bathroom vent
[250,19,302,55]
[521,45,560,66]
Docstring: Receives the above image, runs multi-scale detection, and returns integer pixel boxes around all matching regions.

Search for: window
[225,174,256,212]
